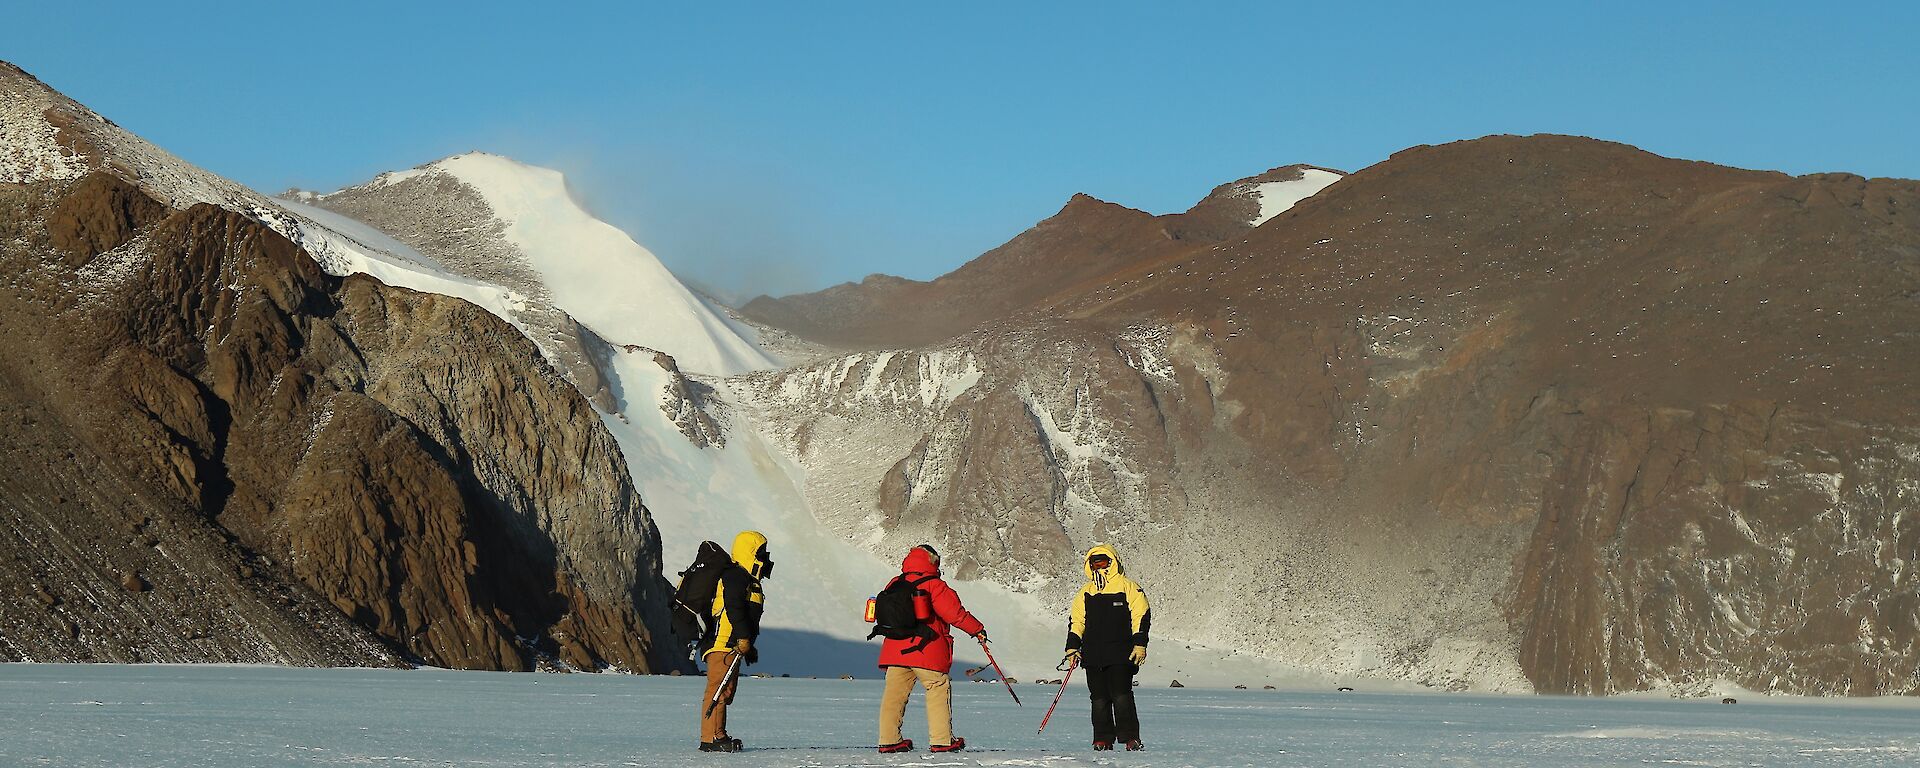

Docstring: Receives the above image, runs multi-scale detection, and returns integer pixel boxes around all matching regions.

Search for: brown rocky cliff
[1092,135,1920,693]
[745,134,1920,695]
[1,167,676,672]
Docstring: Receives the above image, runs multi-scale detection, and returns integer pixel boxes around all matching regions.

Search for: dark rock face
[1,167,675,672]
[744,135,1920,695]
[44,172,168,265]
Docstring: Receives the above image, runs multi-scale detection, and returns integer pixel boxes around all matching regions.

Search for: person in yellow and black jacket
[1062,544,1149,751]
[699,530,771,753]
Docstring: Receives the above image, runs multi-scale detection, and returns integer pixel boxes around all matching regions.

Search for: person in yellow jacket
[699,530,772,753]
[1061,544,1149,751]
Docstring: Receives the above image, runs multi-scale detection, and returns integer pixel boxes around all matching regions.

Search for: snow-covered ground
[2,665,1915,767]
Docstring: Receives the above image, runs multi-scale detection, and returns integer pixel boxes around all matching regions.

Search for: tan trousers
[877,665,953,747]
[700,650,740,742]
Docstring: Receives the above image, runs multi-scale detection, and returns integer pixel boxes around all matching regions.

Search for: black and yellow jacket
[705,530,769,659]
[1065,544,1150,669]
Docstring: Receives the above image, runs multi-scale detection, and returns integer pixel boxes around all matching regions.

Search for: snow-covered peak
[331,152,776,377]
[1248,168,1342,225]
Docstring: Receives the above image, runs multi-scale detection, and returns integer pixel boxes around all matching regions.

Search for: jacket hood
[732,530,770,579]
[1083,543,1123,579]
[903,545,940,576]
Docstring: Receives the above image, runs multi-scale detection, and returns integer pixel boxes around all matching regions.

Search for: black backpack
[867,574,938,651]
[670,541,735,658]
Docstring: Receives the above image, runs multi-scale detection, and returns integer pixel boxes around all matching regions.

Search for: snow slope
[269,198,532,328]
[352,153,777,376]
[1249,168,1342,225]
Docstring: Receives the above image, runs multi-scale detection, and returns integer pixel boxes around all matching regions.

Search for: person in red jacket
[875,544,986,754]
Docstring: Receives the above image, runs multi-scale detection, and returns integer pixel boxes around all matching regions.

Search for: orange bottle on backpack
[864,596,877,623]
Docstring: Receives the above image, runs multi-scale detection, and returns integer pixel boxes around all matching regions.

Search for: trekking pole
[705,651,744,717]
[976,638,1022,706]
[1037,657,1078,734]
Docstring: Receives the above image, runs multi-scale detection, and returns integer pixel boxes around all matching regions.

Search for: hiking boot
[698,737,742,752]
[1125,739,1144,751]
[877,739,913,753]
[930,737,966,753]
[1093,740,1114,751]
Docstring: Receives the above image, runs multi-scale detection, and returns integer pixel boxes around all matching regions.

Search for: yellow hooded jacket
[1066,544,1150,668]
[706,530,769,657]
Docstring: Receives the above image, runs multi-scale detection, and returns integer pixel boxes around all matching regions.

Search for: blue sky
[5,2,1915,301]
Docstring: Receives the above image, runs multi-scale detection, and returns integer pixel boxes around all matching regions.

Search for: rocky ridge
[740,165,1343,350]
[0,61,677,672]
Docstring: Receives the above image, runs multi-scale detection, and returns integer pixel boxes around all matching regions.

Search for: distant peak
[1053,192,1150,221]
[1063,191,1118,208]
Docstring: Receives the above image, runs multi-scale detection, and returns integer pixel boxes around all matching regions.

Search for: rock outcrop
[0,61,676,672]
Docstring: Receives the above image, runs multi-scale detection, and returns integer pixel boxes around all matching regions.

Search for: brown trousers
[877,665,953,747]
[700,650,740,742]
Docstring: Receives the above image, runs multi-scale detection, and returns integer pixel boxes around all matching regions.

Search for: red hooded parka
[875,547,985,673]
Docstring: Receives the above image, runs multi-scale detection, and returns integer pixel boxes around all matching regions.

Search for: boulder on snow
[1721,697,1738,705]
[1169,680,1184,688]
[1337,686,1355,692]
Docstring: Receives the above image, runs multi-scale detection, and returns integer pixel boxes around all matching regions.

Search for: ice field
[1,664,1915,767]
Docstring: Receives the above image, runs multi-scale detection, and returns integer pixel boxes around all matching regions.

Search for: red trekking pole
[976,638,1022,706]
[1037,656,1078,734]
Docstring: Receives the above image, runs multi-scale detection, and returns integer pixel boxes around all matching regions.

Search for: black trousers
[1085,662,1139,742]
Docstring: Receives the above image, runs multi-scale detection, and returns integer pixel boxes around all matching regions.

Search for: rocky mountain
[734,136,1920,695]
[8,53,1916,697]
[740,165,1342,350]
[0,61,677,672]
